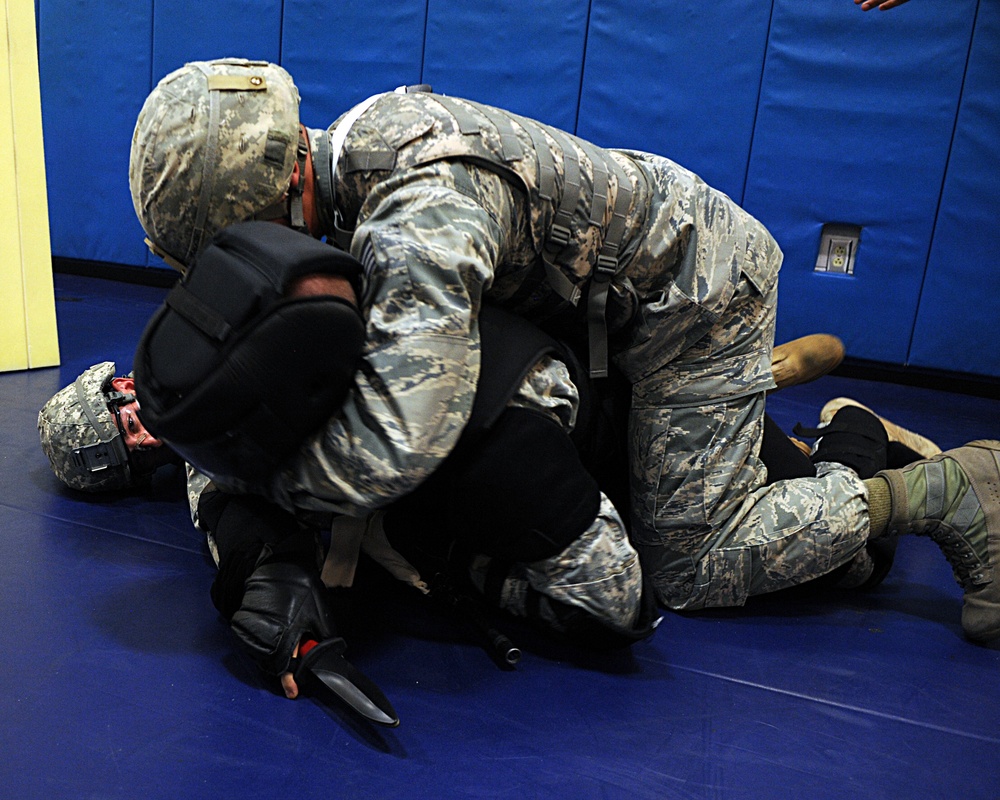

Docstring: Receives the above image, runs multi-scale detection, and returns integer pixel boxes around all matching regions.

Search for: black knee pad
[796,531,899,593]
[887,441,923,469]
[445,407,602,563]
[761,413,815,484]
[794,405,888,479]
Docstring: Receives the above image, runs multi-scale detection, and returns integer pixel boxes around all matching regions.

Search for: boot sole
[957,440,1000,642]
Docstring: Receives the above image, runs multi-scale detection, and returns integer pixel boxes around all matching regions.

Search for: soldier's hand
[280,641,301,699]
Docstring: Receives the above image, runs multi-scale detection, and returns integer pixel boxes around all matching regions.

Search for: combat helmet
[38,362,147,492]
[129,58,303,271]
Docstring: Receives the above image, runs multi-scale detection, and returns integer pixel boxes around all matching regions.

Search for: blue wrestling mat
[2,274,998,799]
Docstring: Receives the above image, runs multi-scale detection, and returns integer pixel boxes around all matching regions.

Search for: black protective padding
[468,305,564,435]
[134,221,366,490]
[455,407,602,561]
[887,441,924,469]
[393,406,602,565]
[144,296,361,445]
[381,304,601,565]
[761,413,816,483]
[795,405,889,480]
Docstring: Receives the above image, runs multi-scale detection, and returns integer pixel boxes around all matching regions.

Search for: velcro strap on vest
[476,105,524,163]
[326,92,389,249]
[434,95,480,135]
[585,150,633,378]
[537,126,633,377]
[432,97,635,377]
[508,115,584,307]
[545,127,583,266]
[432,95,526,165]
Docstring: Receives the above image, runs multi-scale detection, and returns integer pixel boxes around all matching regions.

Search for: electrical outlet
[815,223,861,275]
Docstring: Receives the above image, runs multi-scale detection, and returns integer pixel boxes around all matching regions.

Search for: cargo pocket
[687,545,752,610]
[630,402,725,549]
[739,214,782,298]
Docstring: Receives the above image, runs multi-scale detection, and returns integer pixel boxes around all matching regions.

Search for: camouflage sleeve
[508,354,580,432]
[185,463,219,565]
[268,164,509,517]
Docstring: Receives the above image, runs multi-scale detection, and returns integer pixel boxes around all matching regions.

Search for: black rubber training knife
[294,637,400,727]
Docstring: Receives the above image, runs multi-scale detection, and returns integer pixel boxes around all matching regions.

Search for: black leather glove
[230,546,336,675]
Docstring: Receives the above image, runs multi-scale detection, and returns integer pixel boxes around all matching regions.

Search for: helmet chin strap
[248,129,310,233]
[144,237,187,273]
[287,129,310,233]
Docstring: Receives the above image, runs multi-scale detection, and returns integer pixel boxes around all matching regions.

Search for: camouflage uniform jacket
[266,91,769,517]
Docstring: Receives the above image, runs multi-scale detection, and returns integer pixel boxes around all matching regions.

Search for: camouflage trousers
[499,493,644,633]
[617,187,871,610]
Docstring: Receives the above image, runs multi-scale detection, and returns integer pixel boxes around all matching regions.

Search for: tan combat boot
[771,334,845,391]
[876,440,1000,642]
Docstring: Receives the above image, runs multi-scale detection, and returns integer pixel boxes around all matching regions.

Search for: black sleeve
[198,490,315,620]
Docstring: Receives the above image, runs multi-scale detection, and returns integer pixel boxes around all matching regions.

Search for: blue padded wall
[37,0,153,268]
[147,1,284,269]
[422,0,588,132]
[32,0,1000,378]
[741,1,977,365]
[38,0,284,270]
[281,0,427,128]
[578,0,772,203]
[909,2,1000,379]
[150,1,282,82]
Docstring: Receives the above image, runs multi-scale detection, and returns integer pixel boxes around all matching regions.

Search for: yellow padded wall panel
[0,0,58,372]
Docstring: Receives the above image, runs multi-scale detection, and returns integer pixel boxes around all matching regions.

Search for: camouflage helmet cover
[129,58,301,268]
[38,362,135,492]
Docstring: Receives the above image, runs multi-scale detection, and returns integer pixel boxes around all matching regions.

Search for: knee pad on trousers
[794,405,889,479]
[791,407,897,588]
[761,413,815,483]
[798,530,899,593]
